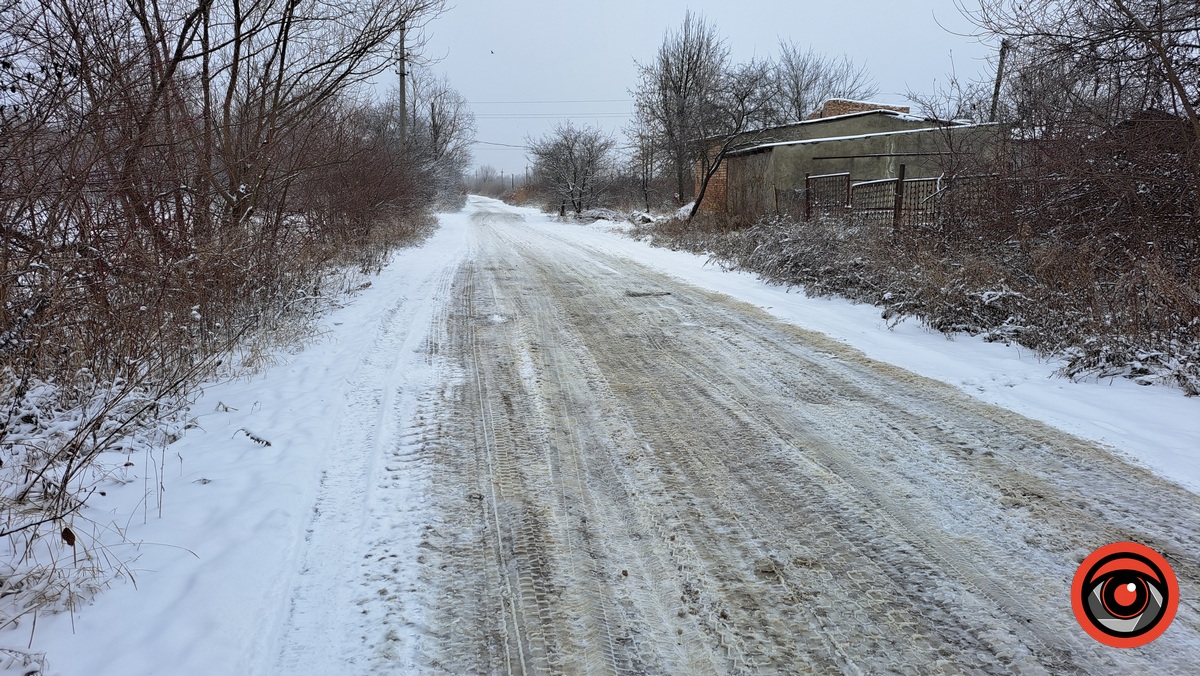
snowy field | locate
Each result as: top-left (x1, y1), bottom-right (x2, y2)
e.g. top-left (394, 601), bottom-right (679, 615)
top-left (5, 196), bottom-right (1197, 674)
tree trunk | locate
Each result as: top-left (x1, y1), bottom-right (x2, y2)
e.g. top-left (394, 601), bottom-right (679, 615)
top-left (688, 150), bottom-right (725, 223)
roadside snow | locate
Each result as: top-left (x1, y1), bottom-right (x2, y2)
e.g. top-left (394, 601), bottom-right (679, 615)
top-left (1, 211), bottom-right (469, 675)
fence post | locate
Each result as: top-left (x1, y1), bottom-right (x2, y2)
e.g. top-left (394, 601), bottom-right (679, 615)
top-left (892, 163), bottom-right (906, 232)
top-left (804, 172), bottom-right (811, 221)
top-left (774, 185), bottom-right (780, 215)
top-left (844, 174), bottom-right (851, 210)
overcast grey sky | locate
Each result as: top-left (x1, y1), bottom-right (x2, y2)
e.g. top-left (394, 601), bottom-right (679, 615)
top-left (411, 1), bottom-right (996, 175)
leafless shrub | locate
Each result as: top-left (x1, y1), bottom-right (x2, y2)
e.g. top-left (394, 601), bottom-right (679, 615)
top-left (526, 122), bottom-right (617, 215)
top-left (631, 204), bottom-right (1200, 395)
top-left (0, 648), bottom-right (45, 674)
top-left (2, 0), bottom-right (451, 623)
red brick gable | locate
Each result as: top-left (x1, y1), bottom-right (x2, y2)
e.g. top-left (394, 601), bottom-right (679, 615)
top-left (807, 99), bottom-right (910, 120)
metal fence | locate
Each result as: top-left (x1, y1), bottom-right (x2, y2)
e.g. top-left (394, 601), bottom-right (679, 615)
top-left (803, 172), bottom-right (851, 221)
top-left (847, 178), bottom-right (896, 224)
top-left (775, 186), bottom-right (806, 220)
top-left (794, 165), bottom-right (1000, 231)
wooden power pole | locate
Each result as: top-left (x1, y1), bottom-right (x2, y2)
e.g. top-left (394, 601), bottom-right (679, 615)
top-left (990, 39), bottom-right (1011, 123)
top-left (398, 22), bottom-right (408, 145)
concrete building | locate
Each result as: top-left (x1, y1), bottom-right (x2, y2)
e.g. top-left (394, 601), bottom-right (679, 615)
top-left (695, 100), bottom-right (1005, 220)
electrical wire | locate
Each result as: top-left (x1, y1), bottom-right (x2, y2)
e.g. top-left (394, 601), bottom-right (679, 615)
top-left (474, 113), bottom-right (631, 120)
top-left (469, 98), bottom-right (632, 105)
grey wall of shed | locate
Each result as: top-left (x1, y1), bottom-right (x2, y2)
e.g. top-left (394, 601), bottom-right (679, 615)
top-left (713, 113), bottom-right (950, 215)
top-left (725, 125), bottom-right (1006, 220)
top-left (726, 152), bottom-right (773, 219)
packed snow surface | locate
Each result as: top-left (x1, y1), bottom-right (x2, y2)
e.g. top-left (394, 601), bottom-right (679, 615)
top-left (6, 196), bottom-right (1197, 674)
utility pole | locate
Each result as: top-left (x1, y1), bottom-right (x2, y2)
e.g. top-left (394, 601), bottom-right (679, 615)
top-left (990, 39), bottom-right (1011, 123)
top-left (398, 22), bottom-right (407, 146)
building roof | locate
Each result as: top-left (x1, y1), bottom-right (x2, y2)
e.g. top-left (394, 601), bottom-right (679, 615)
top-left (740, 108), bottom-right (929, 138)
top-left (727, 121), bottom-right (999, 158)
top-left (715, 108), bottom-right (964, 151)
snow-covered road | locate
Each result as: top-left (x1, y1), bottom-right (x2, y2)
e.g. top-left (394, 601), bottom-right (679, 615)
top-left (19, 197), bottom-right (1200, 673)
top-left (390, 199), bottom-right (1200, 673)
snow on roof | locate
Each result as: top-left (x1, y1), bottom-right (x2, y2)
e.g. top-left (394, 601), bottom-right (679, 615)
top-left (749, 108), bottom-right (917, 134)
top-left (715, 108), bottom-right (951, 146)
top-left (728, 122), bottom-right (1000, 156)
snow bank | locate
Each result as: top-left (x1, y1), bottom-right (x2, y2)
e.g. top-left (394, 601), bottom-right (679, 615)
top-left (0, 207), bottom-right (471, 675)
top-left (550, 206), bottom-right (1200, 494)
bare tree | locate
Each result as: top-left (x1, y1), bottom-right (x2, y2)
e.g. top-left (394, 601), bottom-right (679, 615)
top-left (773, 41), bottom-right (878, 122)
top-left (406, 68), bottom-right (475, 203)
top-left (0, 0), bottom-right (453, 613)
top-left (958, 0), bottom-right (1200, 226)
top-left (906, 75), bottom-right (991, 124)
top-left (193, 0), bottom-right (448, 229)
top-left (632, 11), bottom-right (729, 205)
top-left (962, 0), bottom-right (1200, 136)
top-left (625, 121), bottom-right (665, 212)
top-left (527, 122), bottom-right (616, 214)
top-left (632, 15), bottom-right (883, 216)
top-left (687, 58), bottom-right (781, 222)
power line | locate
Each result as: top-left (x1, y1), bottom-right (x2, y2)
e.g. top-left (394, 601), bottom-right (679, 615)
top-left (470, 98), bottom-right (632, 105)
top-left (474, 113), bottom-right (632, 120)
top-left (472, 140), bottom-right (526, 148)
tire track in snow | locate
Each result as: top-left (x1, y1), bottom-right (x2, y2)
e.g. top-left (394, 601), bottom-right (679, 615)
top-left (266, 262), bottom-right (457, 675)
top-left (411, 202), bottom-right (1200, 673)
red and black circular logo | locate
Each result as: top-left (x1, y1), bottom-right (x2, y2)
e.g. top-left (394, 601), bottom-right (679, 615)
top-left (1071, 542), bottom-right (1178, 648)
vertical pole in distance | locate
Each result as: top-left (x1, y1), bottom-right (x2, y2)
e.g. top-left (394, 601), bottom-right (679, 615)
top-left (804, 172), bottom-right (811, 221)
top-left (990, 39), bottom-right (1011, 123)
top-left (892, 163), bottom-right (907, 233)
top-left (398, 22), bottom-right (407, 146)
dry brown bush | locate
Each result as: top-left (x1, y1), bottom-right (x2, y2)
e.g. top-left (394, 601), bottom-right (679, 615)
top-left (633, 204), bottom-right (1200, 396)
top-left (1, 0), bottom-right (448, 625)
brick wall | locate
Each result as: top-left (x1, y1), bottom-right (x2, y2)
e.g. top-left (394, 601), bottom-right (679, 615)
top-left (807, 99), bottom-right (910, 120)
top-left (695, 159), bottom-right (728, 212)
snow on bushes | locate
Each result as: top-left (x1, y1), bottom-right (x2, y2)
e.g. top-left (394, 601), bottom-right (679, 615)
top-left (629, 213), bottom-right (1200, 396)
top-left (0, 369), bottom-right (192, 631)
